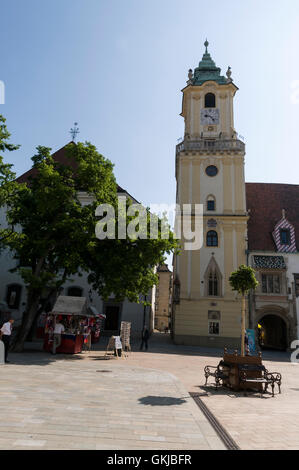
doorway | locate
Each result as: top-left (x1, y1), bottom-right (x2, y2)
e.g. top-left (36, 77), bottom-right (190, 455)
top-left (104, 305), bottom-right (121, 331)
top-left (258, 314), bottom-right (287, 351)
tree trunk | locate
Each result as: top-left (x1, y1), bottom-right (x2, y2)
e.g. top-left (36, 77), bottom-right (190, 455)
top-left (11, 292), bottom-right (41, 352)
top-left (241, 294), bottom-right (246, 356)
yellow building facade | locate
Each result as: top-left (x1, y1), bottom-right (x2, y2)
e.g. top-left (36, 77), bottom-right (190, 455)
top-left (173, 41), bottom-right (248, 348)
top-left (154, 264), bottom-right (172, 331)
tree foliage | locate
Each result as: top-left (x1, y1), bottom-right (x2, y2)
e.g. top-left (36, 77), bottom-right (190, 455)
top-left (86, 208), bottom-right (177, 303)
top-left (229, 264), bottom-right (258, 295)
top-left (2, 141), bottom-right (178, 350)
top-left (0, 114), bottom-right (20, 245)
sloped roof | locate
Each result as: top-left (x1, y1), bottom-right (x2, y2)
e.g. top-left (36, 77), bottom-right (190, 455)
top-left (157, 264), bottom-right (171, 273)
top-left (246, 183), bottom-right (299, 251)
top-left (16, 142), bottom-right (135, 199)
top-left (253, 255), bottom-right (286, 269)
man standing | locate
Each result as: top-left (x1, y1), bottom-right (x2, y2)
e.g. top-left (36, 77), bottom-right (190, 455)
top-left (0, 318), bottom-right (14, 363)
top-left (52, 318), bottom-right (65, 354)
top-left (140, 326), bottom-right (150, 351)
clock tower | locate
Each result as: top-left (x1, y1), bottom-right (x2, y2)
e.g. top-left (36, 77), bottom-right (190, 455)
top-left (173, 41), bottom-right (248, 348)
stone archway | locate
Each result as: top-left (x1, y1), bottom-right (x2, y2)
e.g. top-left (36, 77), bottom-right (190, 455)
top-left (257, 313), bottom-right (288, 351)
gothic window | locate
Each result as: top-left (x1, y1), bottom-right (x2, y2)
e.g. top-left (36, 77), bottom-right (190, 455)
top-left (208, 272), bottom-right (218, 296)
top-left (207, 195), bottom-right (216, 211)
top-left (5, 284), bottom-right (22, 309)
top-left (67, 286), bottom-right (83, 297)
top-left (204, 258), bottom-right (222, 297)
top-left (207, 230), bottom-right (218, 247)
top-left (205, 93), bottom-right (216, 108)
top-left (261, 274), bottom-right (281, 294)
top-left (280, 229), bottom-right (290, 245)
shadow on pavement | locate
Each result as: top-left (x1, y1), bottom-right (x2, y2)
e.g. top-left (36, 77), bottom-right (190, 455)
top-left (138, 395), bottom-right (187, 406)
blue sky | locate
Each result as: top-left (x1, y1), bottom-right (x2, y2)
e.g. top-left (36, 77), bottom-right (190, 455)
top-left (1, 0), bottom-right (299, 211)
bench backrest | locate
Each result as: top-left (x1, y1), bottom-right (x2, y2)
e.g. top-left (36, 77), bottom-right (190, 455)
top-left (238, 364), bottom-right (266, 372)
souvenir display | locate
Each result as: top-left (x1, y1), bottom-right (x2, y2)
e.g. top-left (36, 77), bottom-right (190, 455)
top-left (43, 296), bottom-right (103, 354)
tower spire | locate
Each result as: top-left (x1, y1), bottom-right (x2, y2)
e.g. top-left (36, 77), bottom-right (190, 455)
top-left (204, 39), bottom-right (209, 54)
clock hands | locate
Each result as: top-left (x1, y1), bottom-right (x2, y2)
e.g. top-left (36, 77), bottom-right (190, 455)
top-left (204, 113), bottom-right (215, 122)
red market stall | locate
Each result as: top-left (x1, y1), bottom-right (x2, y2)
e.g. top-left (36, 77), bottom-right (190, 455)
top-left (43, 296), bottom-right (104, 354)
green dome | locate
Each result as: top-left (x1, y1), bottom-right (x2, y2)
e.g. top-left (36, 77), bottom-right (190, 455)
top-left (192, 40), bottom-right (227, 85)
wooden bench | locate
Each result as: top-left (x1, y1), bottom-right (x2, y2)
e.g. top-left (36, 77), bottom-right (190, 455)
top-left (238, 364), bottom-right (282, 397)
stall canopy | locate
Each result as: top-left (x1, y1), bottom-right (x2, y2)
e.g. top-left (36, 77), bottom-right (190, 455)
top-left (51, 296), bottom-right (105, 318)
top-left (51, 296), bottom-right (88, 316)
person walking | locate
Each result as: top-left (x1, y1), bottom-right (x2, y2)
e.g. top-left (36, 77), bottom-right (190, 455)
top-left (52, 318), bottom-right (65, 354)
top-left (0, 318), bottom-right (14, 363)
top-left (140, 326), bottom-right (150, 351)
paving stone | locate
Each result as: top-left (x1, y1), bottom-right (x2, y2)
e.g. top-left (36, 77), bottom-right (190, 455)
top-left (0, 346), bottom-right (222, 450)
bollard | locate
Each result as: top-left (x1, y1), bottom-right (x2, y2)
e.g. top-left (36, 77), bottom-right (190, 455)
top-left (0, 340), bottom-right (5, 365)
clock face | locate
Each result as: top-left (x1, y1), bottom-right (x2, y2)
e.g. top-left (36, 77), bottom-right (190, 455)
top-left (200, 108), bottom-right (220, 125)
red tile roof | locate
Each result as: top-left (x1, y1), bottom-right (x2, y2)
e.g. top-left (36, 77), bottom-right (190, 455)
top-left (246, 183), bottom-right (299, 251)
top-left (16, 142), bottom-right (130, 196)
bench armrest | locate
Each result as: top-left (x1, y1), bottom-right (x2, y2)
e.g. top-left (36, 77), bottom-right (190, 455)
top-left (204, 365), bottom-right (218, 373)
top-left (265, 372), bottom-right (282, 382)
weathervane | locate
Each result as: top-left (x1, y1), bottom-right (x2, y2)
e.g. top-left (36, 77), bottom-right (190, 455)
top-left (70, 122), bottom-right (80, 142)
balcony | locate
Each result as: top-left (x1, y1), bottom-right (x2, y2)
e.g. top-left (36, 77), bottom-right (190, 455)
top-left (176, 138), bottom-right (245, 155)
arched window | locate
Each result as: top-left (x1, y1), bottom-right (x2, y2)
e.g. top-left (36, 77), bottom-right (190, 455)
top-left (6, 284), bottom-right (22, 309)
top-left (204, 257), bottom-right (222, 297)
top-left (205, 93), bottom-right (216, 108)
top-left (67, 286), bottom-right (83, 297)
top-left (207, 230), bottom-right (218, 247)
top-left (207, 195), bottom-right (216, 211)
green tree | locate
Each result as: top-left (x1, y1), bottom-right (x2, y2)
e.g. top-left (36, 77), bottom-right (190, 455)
top-left (4, 142), bottom-right (178, 351)
top-left (6, 142), bottom-right (117, 351)
top-left (86, 208), bottom-right (178, 303)
top-left (229, 264), bottom-right (258, 356)
top-left (0, 114), bottom-right (20, 245)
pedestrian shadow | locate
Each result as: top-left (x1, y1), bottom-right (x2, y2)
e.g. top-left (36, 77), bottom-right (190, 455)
top-left (138, 396), bottom-right (187, 406)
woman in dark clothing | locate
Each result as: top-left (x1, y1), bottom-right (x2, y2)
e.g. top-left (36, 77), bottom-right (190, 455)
top-left (140, 326), bottom-right (150, 351)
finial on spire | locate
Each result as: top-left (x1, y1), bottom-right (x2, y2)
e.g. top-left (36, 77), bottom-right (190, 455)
top-left (204, 39), bottom-right (209, 53)
top-left (70, 122), bottom-right (80, 142)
